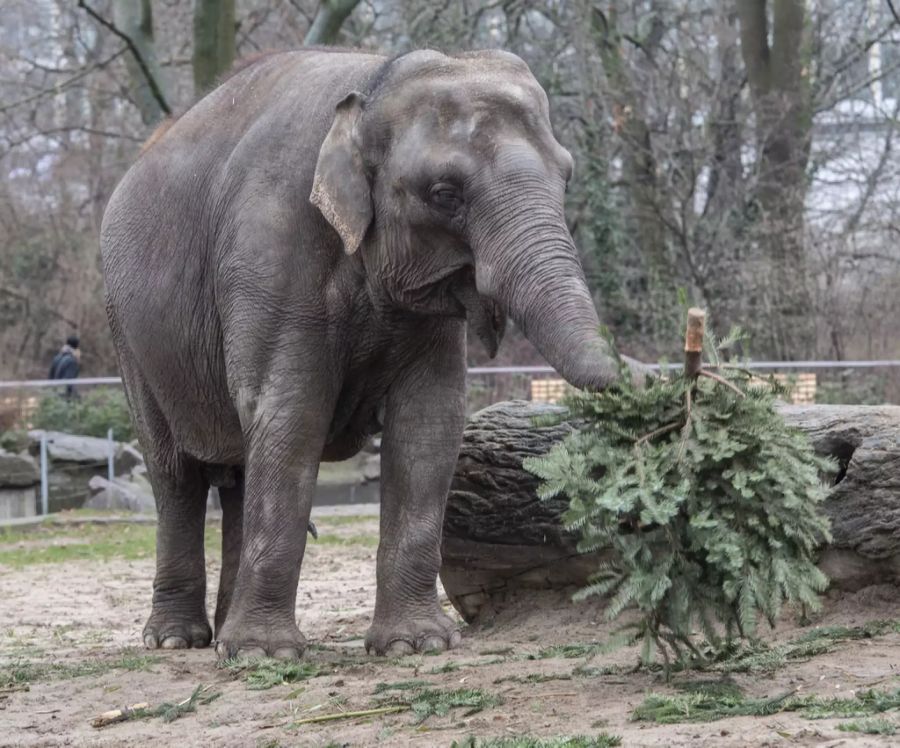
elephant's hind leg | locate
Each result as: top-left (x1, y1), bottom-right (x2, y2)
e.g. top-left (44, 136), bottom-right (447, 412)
top-left (142, 453), bottom-right (212, 649)
top-left (214, 473), bottom-right (244, 637)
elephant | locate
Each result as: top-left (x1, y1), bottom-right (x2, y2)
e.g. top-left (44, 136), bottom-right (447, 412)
top-left (100, 46), bottom-right (647, 660)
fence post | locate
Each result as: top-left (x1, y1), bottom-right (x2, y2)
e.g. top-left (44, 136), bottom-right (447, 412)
top-left (107, 427), bottom-right (115, 481)
top-left (40, 432), bottom-right (48, 515)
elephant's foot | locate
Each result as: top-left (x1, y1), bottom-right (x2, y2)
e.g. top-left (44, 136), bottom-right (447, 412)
top-left (214, 614), bottom-right (306, 661)
top-left (365, 607), bottom-right (461, 656)
top-left (143, 608), bottom-right (212, 650)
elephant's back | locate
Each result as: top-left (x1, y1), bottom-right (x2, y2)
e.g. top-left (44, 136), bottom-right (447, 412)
top-left (102, 48), bottom-right (384, 288)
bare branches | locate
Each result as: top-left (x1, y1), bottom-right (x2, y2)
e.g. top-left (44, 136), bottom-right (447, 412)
top-left (0, 48), bottom-right (127, 115)
top-left (76, 0), bottom-right (171, 116)
top-left (887, 0), bottom-right (900, 27)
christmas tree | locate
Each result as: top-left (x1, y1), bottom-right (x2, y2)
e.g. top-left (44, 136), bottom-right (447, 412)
top-left (524, 309), bottom-right (833, 669)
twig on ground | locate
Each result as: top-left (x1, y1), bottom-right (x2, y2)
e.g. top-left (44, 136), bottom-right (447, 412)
top-left (290, 704), bottom-right (407, 726)
top-left (90, 702), bottom-right (150, 728)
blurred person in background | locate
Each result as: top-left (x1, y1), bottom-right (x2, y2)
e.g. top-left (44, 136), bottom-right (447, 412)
top-left (48, 335), bottom-right (81, 398)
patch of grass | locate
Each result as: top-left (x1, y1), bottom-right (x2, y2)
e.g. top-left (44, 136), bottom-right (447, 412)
top-left (837, 718), bottom-right (897, 735)
top-left (452, 735), bottom-right (622, 748)
top-left (632, 687), bottom-right (900, 724)
top-left (478, 646), bottom-right (515, 656)
top-left (674, 679), bottom-right (744, 700)
top-left (572, 664), bottom-right (625, 678)
top-left (494, 673), bottom-right (573, 685)
top-left (311, 533), bottom-right (379, 548)
top-left (0, 524), bottom-right (157, 566)
top-left (378, 687), bottom-right (502, 724)
top-left (373, 679), bottom-right (430, 694)
top-left (313, 514), bottom-right (376, 527)
top-left (1, 649), bottom-right (160, 685)
top-left (0, 523), bottom-right (225, 568)
top-left (712, 620), bottom-right (900, 674)
top-left (531, 643), bottom-right (603, 660)
top-left (428, 660), bottom-right (461, 674)
top-left (220, 658), bottom-right (321, 690)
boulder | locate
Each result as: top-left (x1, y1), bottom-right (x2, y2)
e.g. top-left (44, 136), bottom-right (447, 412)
top-left (85, 475), bottom-right (156, 513)
top-left (114, 443), bottom-right (144, 476)
top-left (362, 453), bottom-right (381, 482)
top-left (0, 449), bottom-right (39, 488)
top-left (28, 430), bottom-right (110, 464)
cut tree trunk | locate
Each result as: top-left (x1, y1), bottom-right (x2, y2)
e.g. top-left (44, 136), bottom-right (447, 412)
top-left (440, 400), bottom-right (900, 621)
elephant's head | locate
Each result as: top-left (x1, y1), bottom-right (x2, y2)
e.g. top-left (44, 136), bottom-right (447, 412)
top-left (310, 49), bottom-right (643, 387)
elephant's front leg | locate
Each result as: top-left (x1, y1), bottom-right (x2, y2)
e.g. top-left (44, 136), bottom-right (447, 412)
top-left (215, 393), bottom-right (328, 660)
top-left (366, 327), bottom-right (466, 656)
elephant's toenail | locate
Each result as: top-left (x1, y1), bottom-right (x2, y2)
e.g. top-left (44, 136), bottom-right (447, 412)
top-left (143, 634), bottom-right (158, 649)
top-left (385, 640), bottom-right (415, 657)
top-left (215, 642), bottom-right (228, 659)
top-left (421, 636), bottom-right (445, 653)
top-left (272, 647), bottom-right (300, 661)
top-left (449, 630), bottom-right (462, 648)
top-left (236, 647), bottom-right (267, 660)
top-left (161, 636), bottom-right (188, 649)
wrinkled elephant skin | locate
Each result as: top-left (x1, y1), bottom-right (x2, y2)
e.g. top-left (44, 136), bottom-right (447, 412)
top-left (101, 48), bottom-right (641, 659)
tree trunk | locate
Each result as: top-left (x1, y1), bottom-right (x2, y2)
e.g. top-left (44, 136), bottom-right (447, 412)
top-left (303, 0), bottom-right (362, 46)
top-left (192, 0), bottom-right (236, 97)
top-left (441, 401), bottom-right (900, 621)
top-left (737, 0), bottom-right (815, 358)
top-left (111, 0), bottom-right (166, 125)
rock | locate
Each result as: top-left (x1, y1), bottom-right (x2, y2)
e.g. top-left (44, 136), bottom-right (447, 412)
top-left (440, 401), bottom-right (900, 622)
top-left (362, 454), bottom-right (380, 482)
top-left (0, 487), bottom-right (37, 520)
top-left (0, 449), bottom-right (39, 488)
top-left (85, 475), bottom-right (156, 513)
top-left (114, 443), bottom-right (144, 476)
top-left (27, 430), bottom-right (111, 464)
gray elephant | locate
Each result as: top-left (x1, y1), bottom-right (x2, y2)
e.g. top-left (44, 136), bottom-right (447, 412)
top-left (101, 47), bottom-right (646, 660)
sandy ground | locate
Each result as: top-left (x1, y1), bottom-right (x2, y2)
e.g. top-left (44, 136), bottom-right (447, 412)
top-left (1, 512), bottom-right (899, 747)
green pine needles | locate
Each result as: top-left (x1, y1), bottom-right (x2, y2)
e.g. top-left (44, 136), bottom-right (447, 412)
top-left (523, 326), bottom-right (834, 669)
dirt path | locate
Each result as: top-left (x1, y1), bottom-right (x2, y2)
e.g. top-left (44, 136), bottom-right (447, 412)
top-left (1, 514), bottom-right (898, 747)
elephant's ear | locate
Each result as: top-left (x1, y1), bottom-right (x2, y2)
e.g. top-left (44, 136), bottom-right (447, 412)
top-left (310, 92), bottom-right (372, 255)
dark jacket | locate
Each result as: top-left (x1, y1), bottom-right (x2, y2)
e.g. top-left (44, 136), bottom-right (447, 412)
top-left (48, 345), bottom-right (80, 396)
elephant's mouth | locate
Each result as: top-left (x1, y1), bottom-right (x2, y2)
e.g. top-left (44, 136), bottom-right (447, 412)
top-left (385, 267), bottom-right (505, 358)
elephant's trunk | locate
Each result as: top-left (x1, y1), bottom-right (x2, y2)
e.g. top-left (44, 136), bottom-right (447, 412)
top-left (471, 194), bottom-right (623, 391)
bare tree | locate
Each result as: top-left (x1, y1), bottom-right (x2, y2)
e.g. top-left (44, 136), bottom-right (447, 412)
top-left (193, 0), bottom-right (235, 96)
top-left (304, 0), bottom-right (363, 45)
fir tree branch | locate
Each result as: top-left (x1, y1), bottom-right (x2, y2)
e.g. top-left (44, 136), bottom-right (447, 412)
top-left (698, 370), bottom-right (747, 398)
top-left (635, 421), bottom-right (682, 446)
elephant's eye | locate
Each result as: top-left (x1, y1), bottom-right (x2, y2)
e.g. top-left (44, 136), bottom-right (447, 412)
top-left (429, 183), bottom-right (462, 213)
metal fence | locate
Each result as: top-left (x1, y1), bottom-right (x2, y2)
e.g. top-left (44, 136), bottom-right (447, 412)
top-left (2, 362), bottom-right (900, 427)
top-left (0, 362), bottom-right (898, 523)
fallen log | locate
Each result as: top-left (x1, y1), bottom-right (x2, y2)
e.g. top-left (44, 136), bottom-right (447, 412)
top-left (440, 400), bottom-right (900, 621)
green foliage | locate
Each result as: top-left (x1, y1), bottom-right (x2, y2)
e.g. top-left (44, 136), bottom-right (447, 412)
top-left (372, 679), bottom-right (430, 694)
top-left (712, 620), bottom-right (900, 674)
top-left (133, 684), bottom-right (221, 723)
top-left (837, 718), bottom-right (897, 735)
top-left (220, 658), bottom-right (320, 690)
top-left (632, 687), bottom-right (900, 724)
top-left (378, 687), bottom-right (501, 724)
top-left (531, 643), bottom-right (604, 660)
top-left (452, 734), bottom-right (622, 748)
top-left (32, 388), bottom-right (134, 441)
top-left (1, 649), bottom-right (159, 685)
top-left (524, 330), bottom-right (833, 668)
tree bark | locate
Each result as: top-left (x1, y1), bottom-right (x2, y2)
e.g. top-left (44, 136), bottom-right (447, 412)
top-left (192, 0), bottom-right (236, 96)
top-left (303, 0), bottom-right (362, 46)
top-left (109, 0), bottom-right (168, 125)
top-left (441, 401), bottom-right (900, 621)
top-left (737, 0), bottom-right (815, 359)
